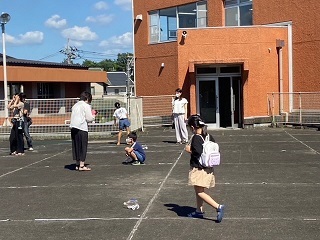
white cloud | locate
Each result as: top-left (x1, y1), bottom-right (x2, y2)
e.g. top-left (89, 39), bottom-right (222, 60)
top-left (114, 0), bottom-right (132, 11)
top-left (94, 1), bottom-right (109, 10)
top-left (61, 26), bottom-right (98, 41)
top-left (68, 40), bottom-right (83, 48)
top-left (6, 31), bottom-right (44, 45)
top-left (85, 14), bottom-right (114, 24)
top-left (99, 32), bottom-right (132, 49)
top-left (45, 15), bottom-right (67, 29)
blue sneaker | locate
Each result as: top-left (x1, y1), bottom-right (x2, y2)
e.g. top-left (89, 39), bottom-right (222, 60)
top-left (187, 211), bottom-right (205, 218)
top-left (216, 205), bottom-right (225, 223)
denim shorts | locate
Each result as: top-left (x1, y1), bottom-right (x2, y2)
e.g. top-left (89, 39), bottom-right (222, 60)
top-left (119, 118), bottom-right (130, 130)
top-left (135, 151), bottom-right (145, 163)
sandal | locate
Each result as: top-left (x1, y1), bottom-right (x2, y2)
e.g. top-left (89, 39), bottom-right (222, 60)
top-left (79, 165), bottom-right (91, 171)
top-left (75, 165), bottom-right (80, 171)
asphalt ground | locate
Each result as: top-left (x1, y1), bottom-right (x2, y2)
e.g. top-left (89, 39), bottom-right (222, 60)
top-left (0, 127), bottom-right (319, 240)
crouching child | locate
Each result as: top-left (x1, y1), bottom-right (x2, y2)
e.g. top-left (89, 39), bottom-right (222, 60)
top-left (123, 132), bottom-right (146, 165)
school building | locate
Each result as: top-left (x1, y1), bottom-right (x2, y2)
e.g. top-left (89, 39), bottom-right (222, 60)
top-left (133, 0), bottom-right (319, 128)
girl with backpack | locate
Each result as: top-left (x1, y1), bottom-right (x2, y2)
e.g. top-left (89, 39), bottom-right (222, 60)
top-left (185, 114), bottom-right (225, 222)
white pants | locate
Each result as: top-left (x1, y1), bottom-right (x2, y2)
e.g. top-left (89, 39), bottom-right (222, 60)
top-left (173, 113), bottom-right (188, 143)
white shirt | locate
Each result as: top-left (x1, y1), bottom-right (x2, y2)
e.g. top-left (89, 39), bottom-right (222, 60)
top-left (113, 107), bottom-right (128, 119)
top-left (70, 100), bottom-right (95, 132)
top-left (172, 98), bottom-right (188, 114)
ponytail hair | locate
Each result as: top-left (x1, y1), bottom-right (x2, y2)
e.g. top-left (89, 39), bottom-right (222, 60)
top-left (114, 102), bottom-right (121, 109)
top-left (187, 114), bottom-right (208, 138)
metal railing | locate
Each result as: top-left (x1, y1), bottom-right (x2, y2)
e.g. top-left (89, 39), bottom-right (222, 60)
top-left (267, 92), bottom-right (320, 125)
top-left (0, 96), bottom-right (143, 134)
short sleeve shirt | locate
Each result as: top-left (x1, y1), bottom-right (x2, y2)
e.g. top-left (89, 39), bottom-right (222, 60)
top-left (172, 98), bottom-right (188, 114)
top-left (113, 107), bottom-right (128, 119)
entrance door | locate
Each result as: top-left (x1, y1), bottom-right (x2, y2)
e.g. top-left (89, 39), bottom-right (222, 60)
top-left (218, 77), bottom-right (241, 128)
top-left (197, 78), bottom-right (219, 128)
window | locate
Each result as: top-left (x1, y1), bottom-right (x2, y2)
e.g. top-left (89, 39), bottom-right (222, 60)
top-left (220, 66), bottom-right (241, 74)
top-left (225, 0), bottom-right (252, 26)
top-left (197, 67), bottom-right (217, 74)
top-left (149, 11), bottom-right (159, 43)
top-left (37, 83), bottom-right (54, 99)
top-left (178, 4), bottom-right (197, 28)
top-left (160, 7), bottom-right (177, 42)
top-left (149, 1), bottom-right (207, 43)
top-left (197, 1), bottom-right (208, 28)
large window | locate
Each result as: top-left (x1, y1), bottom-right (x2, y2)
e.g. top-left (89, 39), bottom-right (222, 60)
top-left (225, 0), bottom-right (252, 26)
top-left (149, 1), bottom-right (207, 43)
top-left (37, 83), bottom-right (54, 99)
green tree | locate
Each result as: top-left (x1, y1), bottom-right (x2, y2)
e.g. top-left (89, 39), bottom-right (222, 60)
top-left (82, 52), bottom-right (133, 72)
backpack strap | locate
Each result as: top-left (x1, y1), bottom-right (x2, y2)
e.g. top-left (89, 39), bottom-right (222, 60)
top-left (199, 134), bottom-right (209, 143)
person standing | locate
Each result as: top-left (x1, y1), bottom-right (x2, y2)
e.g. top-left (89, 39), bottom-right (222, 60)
top-left (113, 102), bottom-right (130, 145)
top-left (185, 114), bottom-right (225, 222)
top-left (70, 91), bottom-right (95, 171)
top-left (8, 93), bottom-right (25, 155)
top-left (172, 88), bottom-right (188, 144)
top-left (21, 93), bottom-right (33, 151)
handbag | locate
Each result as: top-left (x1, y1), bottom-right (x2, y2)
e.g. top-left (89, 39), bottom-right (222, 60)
top-left (11, 118), bottom-right (17, 124)
top-left (27, 116), bottom-right (32, 125)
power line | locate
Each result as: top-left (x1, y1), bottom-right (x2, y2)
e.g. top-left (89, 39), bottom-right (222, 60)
top-left (38, 51), bottom-right (62, 61)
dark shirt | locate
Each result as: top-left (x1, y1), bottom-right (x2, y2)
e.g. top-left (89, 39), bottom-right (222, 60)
top-left (190, 134), bottom-right (215, 169)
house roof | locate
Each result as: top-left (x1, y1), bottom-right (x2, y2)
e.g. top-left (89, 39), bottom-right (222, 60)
top-left (0, 54), bottom-right (88, 69)
top-left (107, 72), bottom-right (133, 87)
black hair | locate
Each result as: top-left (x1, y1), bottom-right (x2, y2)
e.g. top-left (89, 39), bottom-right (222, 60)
top-left (127, 131), bottom-right (137, 142)
top-left (187, 114), bottom-right (208, 138)
top-left (174, 88), bottom-right (183, 100)
top-left (79, 91), bottom-right (92, 103)
top-left (20, 92), bottom-right (26, 101)
top-left (17, 92), bottom-right (24, 101)
top-left (114, 102), bottom-right (121, 109)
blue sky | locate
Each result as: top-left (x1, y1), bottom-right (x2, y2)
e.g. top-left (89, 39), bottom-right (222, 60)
top-left (0, 0), bottom-right (133, 63)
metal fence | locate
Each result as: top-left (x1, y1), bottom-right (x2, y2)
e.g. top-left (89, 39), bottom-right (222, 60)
top-left (0, 96), bottom-right (143, 135)
top-left (267, 92), bottom-right (320, 125)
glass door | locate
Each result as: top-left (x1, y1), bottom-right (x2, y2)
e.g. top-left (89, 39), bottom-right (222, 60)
top-left (197, 78), bottom-right (219, 128)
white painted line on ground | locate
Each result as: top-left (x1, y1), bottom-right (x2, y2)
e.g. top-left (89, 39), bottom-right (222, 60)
top-left (285, 131), bottom-right (320, 155)
top-left (0, 148), bottom-right (70, 179)
top-left (35, 217), bottom-right (141, 221)
top-left (0, 181), bottom-right (318, 190)
top-left (0, 216), bottom-right (318, 223)
top-left (126, 149), bottom-right (185, 240)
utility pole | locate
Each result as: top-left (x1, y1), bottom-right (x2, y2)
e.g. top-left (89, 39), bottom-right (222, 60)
top-left (126, 55), bottom-right (134, 98)
top-left (60, 38), bottom-right (79, 64)
top-left (126, 55), bottom-right (134, 114)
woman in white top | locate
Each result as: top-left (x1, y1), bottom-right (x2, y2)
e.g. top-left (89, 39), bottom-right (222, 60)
top-left (172, 88), bottom-right (188, 144)
top-left (70, 91), bottom-right (95, 171)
